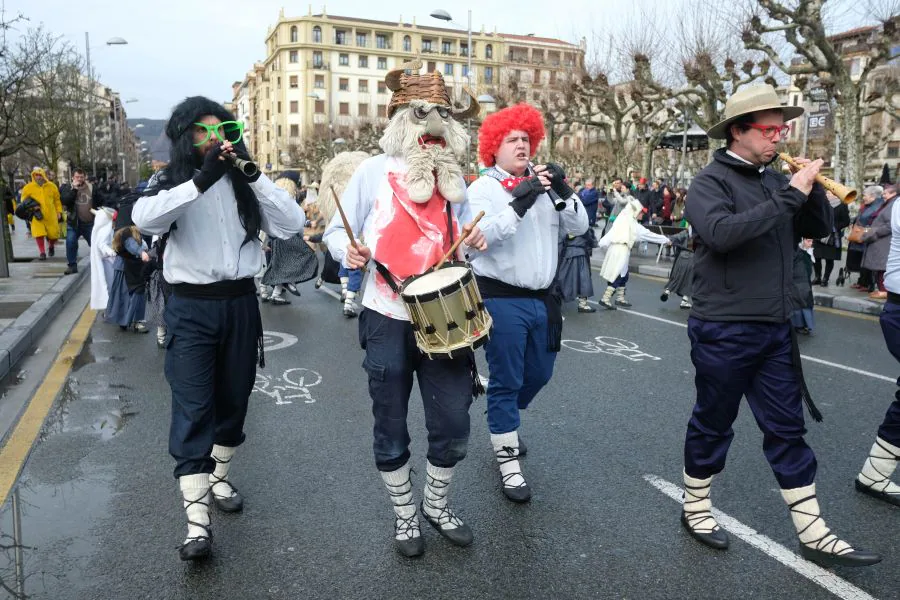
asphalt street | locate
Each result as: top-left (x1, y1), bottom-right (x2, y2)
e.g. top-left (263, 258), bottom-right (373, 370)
top-left (0, 270), bottom-right (897, 600)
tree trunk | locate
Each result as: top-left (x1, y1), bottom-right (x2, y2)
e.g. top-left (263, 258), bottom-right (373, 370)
top-left (641, 145), bottom-right (654, 183)
top-left (839, 95), bottom-right (864, 192)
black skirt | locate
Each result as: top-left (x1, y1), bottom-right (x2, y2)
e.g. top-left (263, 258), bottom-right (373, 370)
top-left (812, 240), bottom-right (842, 261)
top-left (845, 248), bottom-right (863, 272)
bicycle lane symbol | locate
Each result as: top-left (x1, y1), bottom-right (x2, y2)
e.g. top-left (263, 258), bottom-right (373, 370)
top-left (561, 336), bottom-right (662, 362)
top-left (253, 368), bottom-right (323, 406)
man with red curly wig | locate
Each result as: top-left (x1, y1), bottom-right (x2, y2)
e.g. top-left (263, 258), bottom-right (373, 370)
top-left (468, 103), bottom-right (588, 503)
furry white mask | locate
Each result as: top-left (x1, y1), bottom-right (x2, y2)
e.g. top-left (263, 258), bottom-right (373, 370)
top-left (379, 100), bottom-right (470, 204)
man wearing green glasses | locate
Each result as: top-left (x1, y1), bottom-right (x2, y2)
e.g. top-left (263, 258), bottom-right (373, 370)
top-left (132, 96), bottom-right (305, 562)
top-left (677, 84), bottom-right (880, 568)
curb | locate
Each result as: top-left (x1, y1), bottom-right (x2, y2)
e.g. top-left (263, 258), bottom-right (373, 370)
top-left (611, 260), bottom-right (884, 317)
top-left (0, 256), bottom-right (90, 383)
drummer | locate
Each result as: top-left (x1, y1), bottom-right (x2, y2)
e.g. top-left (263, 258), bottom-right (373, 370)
top-left (468, 103), bottom-right (588, 503)
top-left (324, 61), bottom-right (486, 558)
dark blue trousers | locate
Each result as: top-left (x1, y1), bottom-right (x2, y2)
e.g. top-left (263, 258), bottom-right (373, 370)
top-left (65, 220), bottom-right (92, 266)
top-left (165, 292), bottom-right (262, 478)
top-left (878, 302), bottom-right (900, 446)
top-left (684, 318), bottom-right (817, 489)
top-left (611, 272), bottom-right (629, 288)
top-left (483, 297), bottom-right (557, 434)
top-left (359, 308), bottom-right (473, 472)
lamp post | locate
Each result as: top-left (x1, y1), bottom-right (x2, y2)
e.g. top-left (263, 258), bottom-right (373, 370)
top-left (431, 9), bottom-right (475, 177)
top-left (84, 34), bottom-right (128, 178)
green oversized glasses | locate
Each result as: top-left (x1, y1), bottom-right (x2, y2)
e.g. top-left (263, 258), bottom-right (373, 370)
top-left (192, 121), bottom-right (244, 146)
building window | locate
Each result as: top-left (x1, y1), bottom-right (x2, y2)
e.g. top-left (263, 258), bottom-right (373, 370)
top-left (486, 44), bottom-right (493, 59)
top-left (422, 39), bottom-right (432, 52)
top-left (289, 50), bottom-right (298, 63)
top-left (359, 79), bottom-right (369, 92)
top-left (460, 43), bottom-right (468, 57)
top-left (290, 124), bottom-right (299, 137)
top-left (277, 101), bottom-right (282, 113)
top-left (290, 26), bottom-right (298, 43)
top-left (484, 66), bottom-right (493, 84)
top-left (314, 74), bottom-right (325, 88)
top-left (359, 103), bottom-right (369, 117)
top-left (377, 81), bottom-right (387, 94)
top-left (335, 30), bottom-right (347, 45)
top-left (444, 63), bottom-right (453, 76)
top-left (462, 65), bottom-right (470, 78)
top-left (315, 100), bottom-right (325, 113)
top-left (289, 75), bottom-right (298, 88)
top-left (403, 35), bottom-right (412, 52)
top-left (442, 41), bottom-right (453, 54)
top-left (850, 57), bottom-right (861, 77)
top-left (378, 104), bottom-right (387, 117)
top-left (428, 61), bottom-right (437, 72)
top-left (339, 102), bottom-right (349, 116)
top-left (266, 131), bottom-right (270, 142)
top-left (339, 53), bottom-right (349, 66)
top-left (312, 26), bottom-right (322, 43)
top-left (290, 100), bottom-right (298, 113)
top-left (266, 109), bottom-right (270, 120)
top-left (376, 34), bottom-right (389, 49)
top-left (377, 57), bottom-right (387, 70)
top-left (339, 78), bottom-right (349, 91)
top-left (888, 142), bottom-right (899, 159)
top-left (534, 69), bottom-right (541, 83)
top-left (276, 76), bottom-right (281, 89)
top-left (357, 33), bottom-right (367, 47)
top-left (277, 125), bottom-right (282, 138)
top-left (313, 51), bottom-right (323, 68)
top-left (359, 55), bottom-right (369, 68)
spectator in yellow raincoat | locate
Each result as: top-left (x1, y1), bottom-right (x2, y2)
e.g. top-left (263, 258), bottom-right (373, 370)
top-left (20, 167), bottom-right (62, 259)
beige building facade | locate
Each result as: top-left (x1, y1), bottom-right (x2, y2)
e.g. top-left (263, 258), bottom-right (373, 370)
top-left (234, 7), bottom-right (585, 174)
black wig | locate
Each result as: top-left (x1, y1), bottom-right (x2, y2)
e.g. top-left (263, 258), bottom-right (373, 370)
top-left (163, 96), bottom-right (261, 244)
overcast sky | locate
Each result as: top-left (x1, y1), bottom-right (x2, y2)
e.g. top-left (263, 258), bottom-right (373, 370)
top-left (6, 0), bottom-right (876, 120)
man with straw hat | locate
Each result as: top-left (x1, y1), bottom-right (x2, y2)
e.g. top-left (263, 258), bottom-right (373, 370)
top-left (678, 84), bottom-right (881, 567)
top-left (324, 60), bottom-right (486, 558)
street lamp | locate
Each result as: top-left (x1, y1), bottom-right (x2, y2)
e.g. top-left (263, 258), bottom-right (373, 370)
top-left (84, 34), bottom-right (129, 178)
top-left (431, 8), bottom-right (475, 176)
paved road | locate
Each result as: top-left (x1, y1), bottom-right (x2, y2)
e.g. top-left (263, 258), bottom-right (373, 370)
top-left (0, 272), bottom-right (897, 600)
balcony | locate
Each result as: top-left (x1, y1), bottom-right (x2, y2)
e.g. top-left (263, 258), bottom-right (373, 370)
top-left (308, 61), bottom-right (330, 70)
top-left (421, 47), bottom-right (436, 54)
top-left (376, 40), bottom-right (392, 50)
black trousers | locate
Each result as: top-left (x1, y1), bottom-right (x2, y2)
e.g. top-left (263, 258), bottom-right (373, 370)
top-left (165, 291), bottom-right (262, 478)
top-left (359, 308), bottom-right (474, 472)
top-left (813, 258), bottom-right (835, 282)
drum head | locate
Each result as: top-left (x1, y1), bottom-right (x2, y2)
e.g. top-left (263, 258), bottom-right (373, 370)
top-left (402, 265), bottom-right (469, 296)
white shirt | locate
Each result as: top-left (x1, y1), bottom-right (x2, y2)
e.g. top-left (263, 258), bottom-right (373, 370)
top-left (467, 166), bottom-right (589, 290)
top-left (323, 154), bottom-right (474, 321)
top-left (884, 199), bottom-right (900, 294)
top-left (726, 149), bottom-right (766, 173)
top-left (132, 174), bottom-right (305, 285)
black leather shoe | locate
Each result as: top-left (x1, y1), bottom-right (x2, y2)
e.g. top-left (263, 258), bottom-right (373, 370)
top-left (799, 544), bottom-right (882, 568)
top-left (855, 478), bottom-right (900, 507)
top-left (64, 264), bottom-right (77, 275)
top-left (502, 483), bottom-right (532, 503)
top-left (179, 537), bottom-right (211, 561)
top-left (599, 298), bottom-right (617, 311)
top-left (213, 491), bottom-right (244, 513)
top-left (518, 435), bottom-right (527, 457)
top-left (680, 512), bottom-right (729, 550)
top-left (420, 501), bottom-right (474, 547)
top-left (396, 536), bottom-right (425, 558)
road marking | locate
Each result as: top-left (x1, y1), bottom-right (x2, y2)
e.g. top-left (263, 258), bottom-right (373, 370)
top-left (814, 306), bottom-right (879, 322)
top-left (262, 331), bottom-right (298, 352)
top-left (318, 286), bottom-right (342, 301)
top-left (643, 474), bottom-right (878, 600)
top-left (562, 336), bottom-right (661, 361)
top-left (0, 306), bottom-right (97, 507)
top-left (588, 301), bottom-right (896, 383)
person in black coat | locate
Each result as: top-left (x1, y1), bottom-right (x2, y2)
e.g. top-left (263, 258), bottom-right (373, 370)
top-left (812, 191), bottom-right (851, 286)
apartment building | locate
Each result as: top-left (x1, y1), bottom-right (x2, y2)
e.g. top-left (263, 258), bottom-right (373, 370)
top-left (785, 21), bottom-right (899, 181)
top-left (234, 7), bottom-right (585, 173)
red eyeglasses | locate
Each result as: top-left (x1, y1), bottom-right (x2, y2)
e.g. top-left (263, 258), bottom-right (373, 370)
top-left (745, 123), bottom-right (791, 140)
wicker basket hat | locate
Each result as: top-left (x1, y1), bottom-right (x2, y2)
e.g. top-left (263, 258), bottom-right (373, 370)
top-left (385, 59), bottom-right (479, 120)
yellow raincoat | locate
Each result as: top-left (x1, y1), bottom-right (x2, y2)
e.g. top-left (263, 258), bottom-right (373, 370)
top-left (20, 168), bottom-right (62, 240)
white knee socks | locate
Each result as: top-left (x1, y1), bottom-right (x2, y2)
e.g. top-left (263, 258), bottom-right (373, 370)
top-left (381, 463), bottom-right (420, 541)
top-left (179, 474), bottom-right (211, 543)
top-left (682, 471), bottom-right (722, 534)
top-left (422, 461), bottom-right (463, 530)
top-left (857, 436), bottom-right (900, 495)
top-left (210, 445), bottom-right (238, 500)
top-left (782, 484), bottom-right (852, 556)
top-left (491, 432), bottom-right (526, 489)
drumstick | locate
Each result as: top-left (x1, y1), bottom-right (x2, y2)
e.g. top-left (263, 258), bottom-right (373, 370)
top-left (435, 211), bottom-right (485, 270)
top-left (330, 185), bottom-right (367, 273)
top-left (330, 185), bottom-right (358, 250)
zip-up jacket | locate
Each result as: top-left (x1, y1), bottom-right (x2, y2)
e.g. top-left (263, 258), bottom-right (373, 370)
top-left (685, 148), bottom-right (832, 323)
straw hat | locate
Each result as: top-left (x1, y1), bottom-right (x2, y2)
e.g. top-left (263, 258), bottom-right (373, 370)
top-left (385, 59), bottom-right (479, 120)
top-left (707, 85), bottom-right (804, 140)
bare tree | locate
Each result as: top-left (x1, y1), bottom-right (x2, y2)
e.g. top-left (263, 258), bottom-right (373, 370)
top-left (741, 0), bottom-right (899, 188)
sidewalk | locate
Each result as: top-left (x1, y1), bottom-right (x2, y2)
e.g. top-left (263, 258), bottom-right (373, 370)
top-left (0, 224), bottom-right (90, 382)
top-left (590, 239), bottom-right (884, 317)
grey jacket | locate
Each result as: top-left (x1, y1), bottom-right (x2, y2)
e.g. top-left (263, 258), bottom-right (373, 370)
top-left (861, 198), bottom-right (895, 272)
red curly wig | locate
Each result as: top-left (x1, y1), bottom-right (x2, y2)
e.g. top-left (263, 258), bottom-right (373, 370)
top-left (478, 103), bottom-right (545, 168)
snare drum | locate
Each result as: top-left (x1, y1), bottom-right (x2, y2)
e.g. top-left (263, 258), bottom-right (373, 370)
top-left (399, 262), bottom-right (492, 358)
